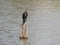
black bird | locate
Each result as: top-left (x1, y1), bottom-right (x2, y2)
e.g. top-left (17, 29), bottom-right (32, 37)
top-left (22, 10), bottom-right (28, 25)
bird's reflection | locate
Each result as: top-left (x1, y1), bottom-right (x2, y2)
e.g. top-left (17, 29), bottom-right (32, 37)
top-left (20, 39), bottom-right (28, 45)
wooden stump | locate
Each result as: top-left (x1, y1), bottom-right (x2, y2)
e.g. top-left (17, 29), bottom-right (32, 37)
top-left (20, 22), bottom-right (28, 39)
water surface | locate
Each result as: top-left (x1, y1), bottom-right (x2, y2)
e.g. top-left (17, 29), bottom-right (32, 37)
top-left (0, 0), bottom-right (60, 45)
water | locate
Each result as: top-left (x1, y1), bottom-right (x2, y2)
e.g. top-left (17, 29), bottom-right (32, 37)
top-left (0, 0), bottom-right (60, 45)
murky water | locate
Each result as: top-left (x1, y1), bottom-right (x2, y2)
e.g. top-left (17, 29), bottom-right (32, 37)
top-left (0, 0), bottom-right (60, 45)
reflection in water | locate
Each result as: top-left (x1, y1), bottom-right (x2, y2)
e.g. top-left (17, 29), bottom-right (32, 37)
top-left (20, 39), bottom-right (28, 45)
top-left (0, 0), bottom-right (60, 45)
